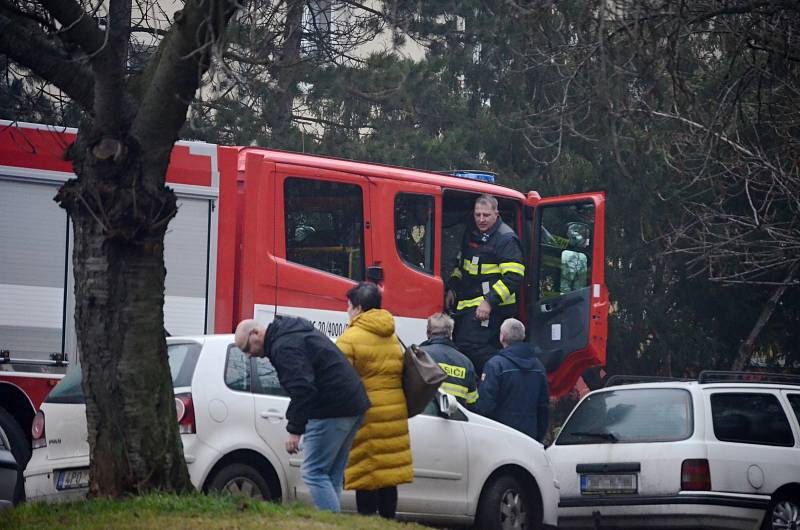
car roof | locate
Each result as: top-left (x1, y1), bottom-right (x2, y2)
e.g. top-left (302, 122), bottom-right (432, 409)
top-left (599, 380), bottom-right (800, 393)
top-left (167, 334), bottom-right (233, 344)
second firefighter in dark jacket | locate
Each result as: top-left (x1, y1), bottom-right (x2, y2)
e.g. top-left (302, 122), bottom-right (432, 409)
top-left (418, 313), bottom-right (479, 406)
top-left (446, 194), bottom-right (525, 375)
top-left (474, 318), bottom-right (550, 442)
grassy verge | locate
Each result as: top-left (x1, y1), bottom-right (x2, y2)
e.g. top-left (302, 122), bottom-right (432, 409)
top-left (0, 493), bottom-right (428, 530)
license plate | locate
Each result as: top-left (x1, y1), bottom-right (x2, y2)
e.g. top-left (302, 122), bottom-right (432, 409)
top-left (57, 468), bottom-right (90, 490)
top-left (580, 473), bottom-right (637, 494)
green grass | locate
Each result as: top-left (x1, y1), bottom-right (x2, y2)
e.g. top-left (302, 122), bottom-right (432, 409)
top-left (1, 493), bottom-right (428, 530)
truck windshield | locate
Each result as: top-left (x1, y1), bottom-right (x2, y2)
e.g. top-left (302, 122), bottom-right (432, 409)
top-left (45, 342), bottom-right (202, 404)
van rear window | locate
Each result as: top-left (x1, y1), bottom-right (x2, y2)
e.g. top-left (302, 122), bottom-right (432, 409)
top-left (556, 388), bottom-right (693, 445)
top-left (46, 342), bottom-right (201, 404)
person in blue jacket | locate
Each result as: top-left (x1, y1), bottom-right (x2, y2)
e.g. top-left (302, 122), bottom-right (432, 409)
top-left (473, 318), bottom-right (550, 442)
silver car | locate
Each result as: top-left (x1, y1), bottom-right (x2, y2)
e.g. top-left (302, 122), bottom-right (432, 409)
top-left (547, 372), bottom-right (800, 530)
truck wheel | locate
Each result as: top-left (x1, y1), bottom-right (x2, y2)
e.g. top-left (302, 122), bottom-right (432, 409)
top-left (761, 492), bottom-right (800, 530)
top-left (206, 463), bottom-right (272, 501)
top-left (475, 474), bottom-right (540, 530)
top-left (0, 406), bottom-right (29, 505)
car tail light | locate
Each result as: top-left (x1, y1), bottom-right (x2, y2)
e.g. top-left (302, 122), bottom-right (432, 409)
top-left (175, 394), bottom-right (195, 434)
top-left (681, 459), bottom-right (711, 490)
top-left (31, 410), bottom-right (46, 449)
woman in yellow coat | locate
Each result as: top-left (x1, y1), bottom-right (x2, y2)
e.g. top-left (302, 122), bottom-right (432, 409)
top-left (337, 282), bottom-right (413, 519)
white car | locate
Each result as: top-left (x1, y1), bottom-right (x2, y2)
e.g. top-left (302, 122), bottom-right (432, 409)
top-left (25, 334), bottom-right (559, 529)
top-left (547, 372), bottom-right (800, 530)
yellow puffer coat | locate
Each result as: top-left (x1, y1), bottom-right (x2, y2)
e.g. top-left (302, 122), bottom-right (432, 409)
top-left (337, 309), bottom-right (413, 490)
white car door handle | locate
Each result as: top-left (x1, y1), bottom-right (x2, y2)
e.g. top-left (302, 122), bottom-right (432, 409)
top-left (260, 409), bottom-right (284, 420)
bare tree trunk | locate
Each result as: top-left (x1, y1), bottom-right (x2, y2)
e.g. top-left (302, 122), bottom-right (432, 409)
top-left (58, 129), bottom-right (191, 496)
top-left (731, 262), bottom-right (800, 372)
top-left (267, 0), bottom-right (304, 146)
top-left (2, 0), bottom-right (238, 497)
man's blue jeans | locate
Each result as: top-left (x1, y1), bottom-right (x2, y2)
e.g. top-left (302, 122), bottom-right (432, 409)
top-left (300, 414), bottom-right (363, 512)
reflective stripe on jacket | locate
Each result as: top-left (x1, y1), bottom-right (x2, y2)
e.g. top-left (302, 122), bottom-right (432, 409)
top-left (449, 219), bottom-right (525, 311)
top-left (418, 337), bottom-right (479, 405)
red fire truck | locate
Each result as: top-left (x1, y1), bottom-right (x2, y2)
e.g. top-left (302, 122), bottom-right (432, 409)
top-left (1, 120), bottom-right (607, 474)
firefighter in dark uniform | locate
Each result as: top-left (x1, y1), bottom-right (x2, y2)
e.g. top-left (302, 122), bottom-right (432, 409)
top-left (419, 313), bottom-right (479, 406)
top-left (445, 194), bottom-right (525, 376)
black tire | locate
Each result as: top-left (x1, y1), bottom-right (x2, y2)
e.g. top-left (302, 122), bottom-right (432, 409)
top-left (761, 492), bottom-right (800, 530)
top-left (475, 474), bottom-right (539, 530)
top-left (206, 463), bottom-right (272, 501)
top-left (0, 406), bottom-right (30, 505)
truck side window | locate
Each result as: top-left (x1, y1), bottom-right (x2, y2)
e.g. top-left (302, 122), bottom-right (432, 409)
top-left (395, 193), bottom-right (434, 274)
top-left (284, 177), bottom-right (365, 281)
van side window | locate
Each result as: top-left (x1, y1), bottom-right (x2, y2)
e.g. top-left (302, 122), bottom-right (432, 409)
top-left (395, 193), bottom-right (434, 274)
top-left (711, 393), bottom-right (794, 446)
top-left (284, 177), bottom-right (365, 281)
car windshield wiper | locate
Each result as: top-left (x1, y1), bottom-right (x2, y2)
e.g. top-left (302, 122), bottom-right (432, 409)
top-left (568, 431), bottom-right (619, 442)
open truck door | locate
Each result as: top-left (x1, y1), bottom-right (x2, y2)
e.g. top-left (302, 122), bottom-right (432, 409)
top-left (525, 192), bottom-right (607, 396)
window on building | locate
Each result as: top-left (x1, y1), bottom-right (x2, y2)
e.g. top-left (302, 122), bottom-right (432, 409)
top-left (395, 193), bottom-right (434, 274)
top-left (284, 177), bottom-right (365, 281)
top-left (302, 0), bottom-right (334, 57)
top-left (711, 393), bottom-right (794, 446)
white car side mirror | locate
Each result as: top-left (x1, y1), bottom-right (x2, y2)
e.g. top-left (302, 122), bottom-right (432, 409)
top-left (437, 391), bottom-right (459, 417)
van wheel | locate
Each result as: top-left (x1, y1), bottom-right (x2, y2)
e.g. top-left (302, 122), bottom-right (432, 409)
top-left (206, 463), bottom-right (272, 501)
top-left (762, 493), bottom-right (800, 530)
top-left (0, 406), bottom-right (29, 505)
top-left (475, 474), bottom-right (539, 530)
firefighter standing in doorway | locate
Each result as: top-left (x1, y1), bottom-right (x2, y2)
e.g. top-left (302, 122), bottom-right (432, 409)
top-left (445, 194), bottom-right (525, 376)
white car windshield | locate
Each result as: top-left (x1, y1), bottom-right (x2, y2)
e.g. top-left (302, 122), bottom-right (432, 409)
top-left (556, 388), bottom-right (693, 445)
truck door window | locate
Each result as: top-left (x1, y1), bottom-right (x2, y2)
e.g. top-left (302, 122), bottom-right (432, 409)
top-left (395, 193), bottom-right (434, 273)
top-left (284, 178), bottom-right (365, 281)
top-left (538, 204), bottom-right (594, 298)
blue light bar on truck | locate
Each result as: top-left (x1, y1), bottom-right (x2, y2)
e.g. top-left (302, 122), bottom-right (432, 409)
top-left (450, 171), bottom-right (496, 184)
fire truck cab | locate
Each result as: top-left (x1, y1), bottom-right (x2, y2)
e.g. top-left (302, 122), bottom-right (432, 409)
top-left (224, 148), bottom-right (608, 395)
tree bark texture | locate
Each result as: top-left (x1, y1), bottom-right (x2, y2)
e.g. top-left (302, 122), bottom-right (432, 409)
top-left (57, 129), bottom-right (190, 496)
top-left (0, 0), bottom-right (242, 497)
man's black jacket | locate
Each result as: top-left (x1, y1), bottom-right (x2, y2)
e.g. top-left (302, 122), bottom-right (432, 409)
top-left (264, 315), bottom-right (370, 435)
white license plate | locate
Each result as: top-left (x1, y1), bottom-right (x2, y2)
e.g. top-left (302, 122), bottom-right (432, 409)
top-left (57, 468), bottom-right (90, 490)
top-left (580, 473), bottom-right (637, 494)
